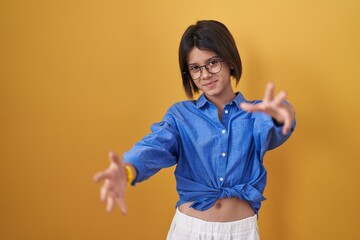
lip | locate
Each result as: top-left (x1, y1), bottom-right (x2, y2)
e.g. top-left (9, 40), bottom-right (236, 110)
top-left (203, 80), bottom-right (218, 87)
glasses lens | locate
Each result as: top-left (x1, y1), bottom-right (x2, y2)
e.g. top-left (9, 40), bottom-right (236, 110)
top-left (188, 66), bottom-right (201, 80)
top-left (207, 59), bottom-right (222, 74)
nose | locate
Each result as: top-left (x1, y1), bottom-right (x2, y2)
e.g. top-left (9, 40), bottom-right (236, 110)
top-left (200, 66), bottom-right (212, 80)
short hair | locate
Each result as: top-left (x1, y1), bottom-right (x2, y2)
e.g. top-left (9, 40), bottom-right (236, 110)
top-left (179, 20), bottom-right (242, 99)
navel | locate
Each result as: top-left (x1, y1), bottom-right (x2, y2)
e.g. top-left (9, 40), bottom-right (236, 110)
top-left (215, 200), bottom-right (222, 208)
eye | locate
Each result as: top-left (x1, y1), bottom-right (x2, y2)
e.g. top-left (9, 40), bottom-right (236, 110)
top-left (209, 59), bottom-right (219, 65)
top-left (208, 59), bottom-right (220, 68)
top-left (188, 65), bottom-right (200, 72)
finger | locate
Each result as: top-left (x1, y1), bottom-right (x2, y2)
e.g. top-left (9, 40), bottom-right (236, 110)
top-left (273, 91), bottom-right (287, 106)
top-left (109, 151), bottom-right (123, 168)
top-left (93, 168), bottom-right (113, 183)
top-left (282, 122), bottom-right (290, 135)
top-left (110, 152), bottom-right (129, 182)
top-left (106, 193), bottom-right (115, 212)
top-left (240, 102), bottom-right (264, 112)
top-left (280, 108), bottom-right (292, 135)
top-left (116, 196), bottom-right (128, 215)
top-left (100, 179), bottom-right (111, 202)
top-left (284, 113), bottom-right (294, 134)
top-left (264, 82), bottom-right (274, 102)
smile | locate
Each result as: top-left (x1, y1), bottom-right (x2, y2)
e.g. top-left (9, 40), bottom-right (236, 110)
top-left (203, 80), bottom-right (218, 87)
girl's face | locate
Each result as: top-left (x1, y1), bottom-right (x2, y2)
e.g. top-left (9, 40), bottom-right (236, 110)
top-left (187, 47), bottom-right (234, 100)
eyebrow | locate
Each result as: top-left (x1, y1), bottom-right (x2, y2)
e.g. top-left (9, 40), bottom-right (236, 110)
top-left (188, 55), bottom-right (220, 66)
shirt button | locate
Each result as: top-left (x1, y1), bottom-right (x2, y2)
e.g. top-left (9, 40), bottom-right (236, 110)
top-left (221, 152), bottom-right (226, 157)
top-left (224, 110), bottom-right (229, 114)
top-left (219, 177), bottom-right (224, 182)
top-left (221, 130), bottom-right (226, 134)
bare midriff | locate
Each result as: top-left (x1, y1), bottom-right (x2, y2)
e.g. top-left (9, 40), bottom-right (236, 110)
top-left (178, 198), bottom-right (255, 222)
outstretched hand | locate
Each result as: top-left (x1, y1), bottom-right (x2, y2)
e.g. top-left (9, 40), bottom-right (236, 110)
top-left (240, 82), bottom-right (295, 135)
top-left (93, 151), bottom-right (128, 214)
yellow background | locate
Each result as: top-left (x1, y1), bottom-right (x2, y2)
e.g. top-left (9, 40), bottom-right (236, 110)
top-left (1, 0), bottom-right (359, 239)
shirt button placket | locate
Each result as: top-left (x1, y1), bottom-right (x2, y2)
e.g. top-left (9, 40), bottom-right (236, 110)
top-left (219, 108), bottom-right (229, 185)
top-left (219, 151), bottom-right (227, 184)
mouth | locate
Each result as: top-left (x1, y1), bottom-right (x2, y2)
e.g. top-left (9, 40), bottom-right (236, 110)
top-left (203, 80), bottom-right (218, 88)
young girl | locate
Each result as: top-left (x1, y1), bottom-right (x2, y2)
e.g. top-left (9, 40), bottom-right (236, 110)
top-left (93, 20), bottom-right (296, 240)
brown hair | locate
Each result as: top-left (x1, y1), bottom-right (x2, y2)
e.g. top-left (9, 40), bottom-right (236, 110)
top-left (179, 20), bottom-right (242, 98)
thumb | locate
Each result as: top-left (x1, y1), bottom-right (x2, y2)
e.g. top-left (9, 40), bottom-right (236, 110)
top-left (108, 151), bottom-right (123, 168)
top-left (240, 102), bottom-right (262, 112)
top-left (108, 151), bottom-right (127, 181)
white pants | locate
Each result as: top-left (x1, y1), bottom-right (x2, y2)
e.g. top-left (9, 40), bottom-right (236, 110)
top-left (166, 208), bottom-right (260, 240)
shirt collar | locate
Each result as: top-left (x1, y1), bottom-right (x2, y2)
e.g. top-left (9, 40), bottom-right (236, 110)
top-left (195, 92), bottom-right (247, 109)
top-left (195, 94), bottom-right (208, 108)
top-left (232, 92), bottom-right (247, 109)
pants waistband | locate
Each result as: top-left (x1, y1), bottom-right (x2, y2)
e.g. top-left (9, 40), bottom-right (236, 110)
top-left (173, 208), bottom-right (258, 234)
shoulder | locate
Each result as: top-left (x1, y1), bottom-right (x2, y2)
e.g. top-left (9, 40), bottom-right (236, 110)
top-left (167, 100), bottom-right (197, 114)
top-left (161, 100), bottom-right (198, 125)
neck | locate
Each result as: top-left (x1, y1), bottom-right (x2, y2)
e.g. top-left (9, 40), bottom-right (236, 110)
top-left (206, 91), bottom-right (236, 110)
top-left (205, 91), bottom-right (236, 120)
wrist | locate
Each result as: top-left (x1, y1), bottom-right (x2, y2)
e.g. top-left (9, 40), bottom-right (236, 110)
top-left (124, 163), bottom-right (137, 187)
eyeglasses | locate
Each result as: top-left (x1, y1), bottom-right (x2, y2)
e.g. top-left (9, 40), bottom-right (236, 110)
top-left (186, 57), bottom-right (224, 80)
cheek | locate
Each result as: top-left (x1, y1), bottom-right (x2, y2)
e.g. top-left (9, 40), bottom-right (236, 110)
top-left (226, 67), bottom-right (232, 76)
top-left (218, 69), bottom-right (232, 81)
top-left (193, 80), bottom-right (202, 89)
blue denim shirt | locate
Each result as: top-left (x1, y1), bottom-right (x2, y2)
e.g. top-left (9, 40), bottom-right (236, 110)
top-left (123, 92), bottom-right (295, 214)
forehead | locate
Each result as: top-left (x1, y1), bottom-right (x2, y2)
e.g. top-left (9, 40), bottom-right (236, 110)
top-left (187, 47), bottom-right (218, 65)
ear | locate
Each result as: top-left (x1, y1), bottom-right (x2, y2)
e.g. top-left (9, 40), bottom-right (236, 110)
top-left (229, 65), bottom-right (235, 74)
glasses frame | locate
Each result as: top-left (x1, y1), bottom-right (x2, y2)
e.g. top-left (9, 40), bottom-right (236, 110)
top-left (185, 58), bottom-right (224, 81)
